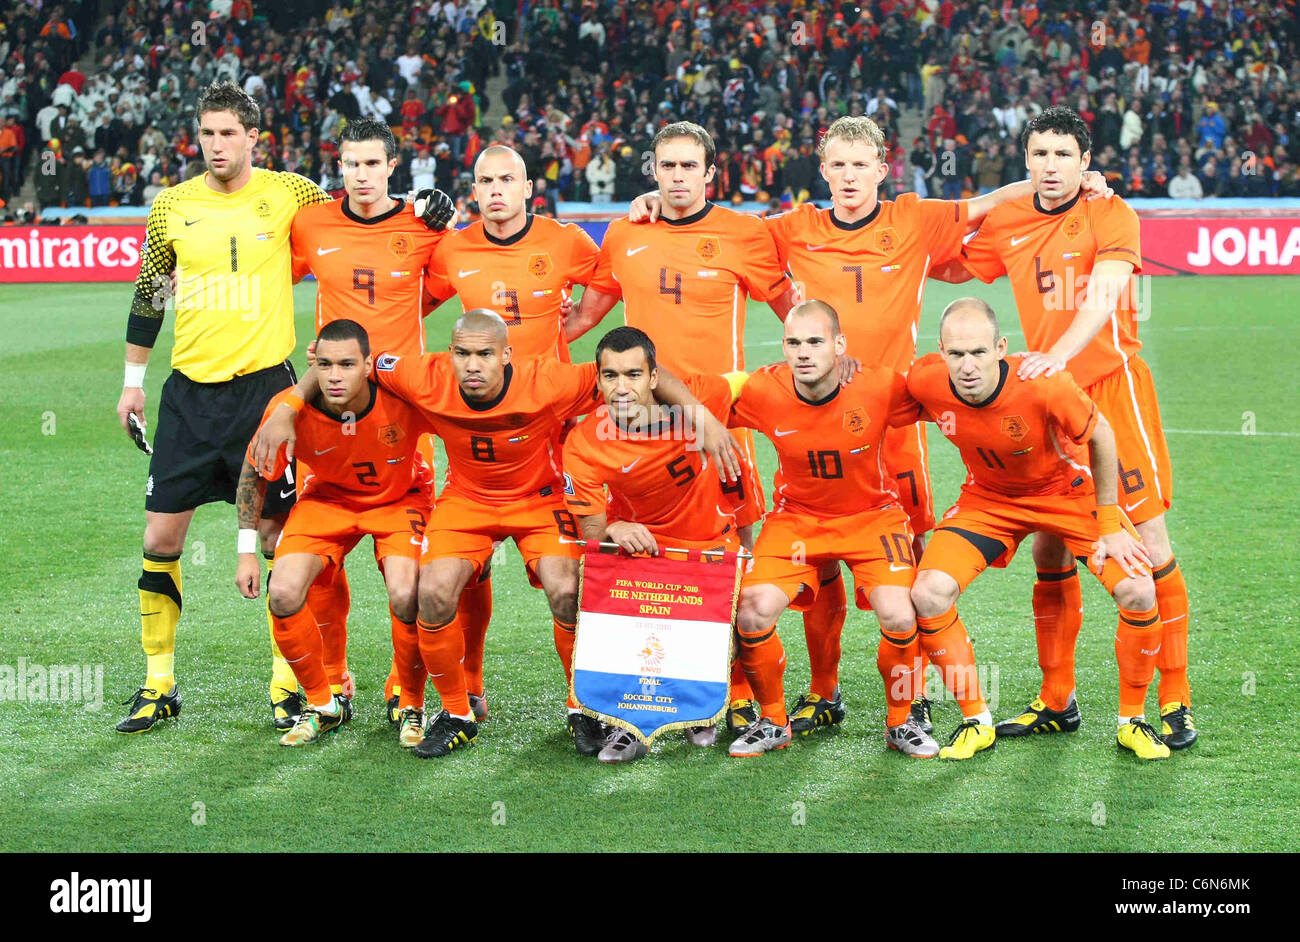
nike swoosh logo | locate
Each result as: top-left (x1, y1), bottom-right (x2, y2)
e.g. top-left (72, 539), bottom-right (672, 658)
top-left (458, 268), bottom-right (480, 277)
top-left (626, 246), bottom-right (649, 257)
top-left (317, 246), bottom-right (341, 255)
top-left (805, 243), bottom-right (825, 251)
top-left (773, 428), bottom-right (798, 437)
top-left (387, 458), bottom-right (404, 464)
top-left (621, 458), bottom-right (642, 473)
top-left (313, 447), bottom-right (336, 455)
top-left (410, 537), bottom-right (423, 546)
top-left (1123, 498), bottom-right (1147, 512)
top-left (889, 564), bottom-right (911, 573)
top-left (184, 218), bottom-right (201, 227)
top-left (280, 489), bottom-right (295, 499)
top-left (1010, 235), bottom-right (1030, 247)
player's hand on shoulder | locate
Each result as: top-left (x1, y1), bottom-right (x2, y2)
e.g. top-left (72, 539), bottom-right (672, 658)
top-left (628, 192), bottom-right (661, 223)
top-left (837, 353), bottom-right (862, 386)
top-left (304, 340), bottom-right (317, 368)
top-left (1016, 351), bottom-right (1065, 380)
top-left (1093, 528), bottom-right (1152, 580)
top-left (1080, 170), bottom-right (1114, 201)
top-left (686, 405), bottom-right (742, 483)
top-left (607, 521), bottom-right (659, 556)
top-left (235, 554), bottom-right (261, 599)
top-left (253, 406), bottom-right (297, 472)
top-left (116, 386), bottom-right (145, 436)
top-left (414, 187), bottom-right (456, 231)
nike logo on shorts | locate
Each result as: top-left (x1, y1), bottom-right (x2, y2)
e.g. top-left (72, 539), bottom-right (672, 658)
top-left (314, 447), bottom-right (336, 455)
top-left (317, 247), bottom-right (342, 255)
top-left (621, 458), bottom-right (642, 473)
top-left (458, 269), bottom-right (480, 277)
top-left (1124, 497), bottom-right (1148, 513)
top-left (774, 428), bottom-right (798, 437)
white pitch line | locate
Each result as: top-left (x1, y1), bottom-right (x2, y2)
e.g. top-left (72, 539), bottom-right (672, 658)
top-left (1165, 428), bottom-right (1300, 438)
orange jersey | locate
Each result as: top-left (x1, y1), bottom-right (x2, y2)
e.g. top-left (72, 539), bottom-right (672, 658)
top-left (373, 352), bottom-right (599, 504)
top-left (251, 384), bottom-right (430, 509)
top-left (959, 193), bottom-right (1143, 387)
top-left (426, 214), bottom-right (599, 361)
top-left (766, 195), bottom-right (969, 370)
top-left (589, 204), bottom-right (791, 373)
top-left (291, 198), bottom-right (444, 355)
top-left (730, 363), bottom-right (915, 517)
top-left (904, 353), bottom-right (1100, 499)
top-left (562, 374), bottom-right (746, 544)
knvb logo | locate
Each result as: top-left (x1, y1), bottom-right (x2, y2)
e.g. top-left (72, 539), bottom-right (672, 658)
top-left (50, 872), bottom-right (152, 922)
top-left (0, 658), bottom-right (104, 712)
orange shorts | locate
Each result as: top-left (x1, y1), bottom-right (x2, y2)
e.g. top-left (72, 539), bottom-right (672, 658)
top-left (882, 421), bottom-right (935, 536)
top-left (743, 506), bottom-right (915, 612)
top-left (276, 493), bottom-right (428, 577)
top-left (422, 490), bottom-right (579, 586)
top-left (726, 428), bottom-right (766, 530)
top-left (1086, 356), bottom-right (1172, 525)
top-left (923, 488), bottom-right (1140, 594)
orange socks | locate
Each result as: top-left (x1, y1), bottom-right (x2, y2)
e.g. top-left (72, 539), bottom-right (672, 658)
top-left (737, 621), bottom-right (788, 726)
top-left (460, 575), bottom-right (493, 697)
top-left (1032, 564), bottom-right (1083, 710)
top-left (390, 612), bottom-right (426, 711)
top-left (1115, 605), bottom-right (1161, 718)
top-left (802, 571), bottom-right (847, 699)
top-left (416, 616), bottom-right (471, 718)
top-left (877, 623), bottom-right (921, 728)
top-left (730, 657), bottom-right (754, 703)
top-left (1153, 557), bottom-right (1191, 706)
top-left (307, 566), bottom-right (350, 689)
top-left (553, 616), bottom-right (578, 708)
top-left (272, 607), bottom-right (332, 707)
top-left (916, 606), bottom-right (986, 718)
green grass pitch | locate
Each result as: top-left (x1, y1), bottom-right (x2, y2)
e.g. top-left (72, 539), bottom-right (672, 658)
top-left (1, 275), bottom-right (1297, 852)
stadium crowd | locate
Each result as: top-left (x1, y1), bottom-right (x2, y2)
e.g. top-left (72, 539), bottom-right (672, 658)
top-left (0, 0), bottom-right (1297, 220)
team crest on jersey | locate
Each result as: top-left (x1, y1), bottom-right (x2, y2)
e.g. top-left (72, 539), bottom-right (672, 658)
top-left (388, 233), bottom-right (414, 260)
top-left (376, 354), bottom-right (400, 372)
top-left (1063, 216), bottom-right (1085, 238)
top-left (527, 253), bottom-right (553, 279)
top-left (874, 227), bottom-right (900, 253)
top-left (378, 423), bottom-right (405, 447)
top-left (254, 198), bottom-right (272, 218)
top-left (843, 408), bottom-right (869, 436)
top-left (1001, 415), bottom-right (1029, 442)
top-left (696, 237), bottom-right (721, 262)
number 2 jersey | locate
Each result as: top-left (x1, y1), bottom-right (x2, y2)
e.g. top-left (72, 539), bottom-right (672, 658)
top-left (250, 383), bottom-right (431, 509)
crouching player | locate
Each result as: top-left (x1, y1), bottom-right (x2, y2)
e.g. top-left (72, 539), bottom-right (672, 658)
top-left (729, 301), bottom-right (992, 758)
top-left (235, 319), bottom-right (432, 747)
top-left (563, 327), bottom-right (767, 763)
top-left (905, 299), bottom-right (1167, 759)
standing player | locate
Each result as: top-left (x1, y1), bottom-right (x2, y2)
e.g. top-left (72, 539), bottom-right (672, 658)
top-left (113, 81), bottom-right (333, 733)
top-left (564, 121), bottom-right (798, 733)
top-left (426, 144), bottom-right (599, 361)
top-left (933, 107), bottom-right (1196, 749)
top-left (234, 320), bottom-right (431, 747)
top-left (416, 143), bottom-right (600, 718)
top-left (629, 115), bottom-right (1110, 737)
top-left (289, 119), bottom-right (454, 727)
top-left (906, 299), bottom-right (1167, 760)
top-left (252, 311), bottom-right (736, 757)
top-left (728, 301), bottom-right (992, 758)
top-left (563, 326), bottom-right (762, 763)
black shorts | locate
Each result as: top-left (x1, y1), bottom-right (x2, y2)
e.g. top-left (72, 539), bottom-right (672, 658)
top-left (144, 360), bottom-right (298, 516)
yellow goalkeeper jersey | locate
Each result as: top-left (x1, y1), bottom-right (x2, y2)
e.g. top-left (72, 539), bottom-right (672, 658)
top-left (129, 168), bottom-right (329, 383)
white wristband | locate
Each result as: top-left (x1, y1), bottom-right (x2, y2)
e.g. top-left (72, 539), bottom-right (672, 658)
top-left (124, 361), bottom-right (147, 388)
top-left (237, 528), bottom-right (259, 555)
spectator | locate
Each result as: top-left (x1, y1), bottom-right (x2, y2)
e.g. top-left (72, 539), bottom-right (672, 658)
top-left (1196, 103), bottom-right (1227, 152)
top-left (973, 142), bottom-right (1003, 196)
top-left (87, 149), bottom-right (111, 206)
top-left (410, 144), bottom-right (435, 193)
top-left (586, 145), bottom-right (615, 202)
top-left (1168, 165), bottom-right (1204, 200)
top-left (910, 137), bottom-right (936, 197)
top-left (530, 176), bottom-right (557, 218)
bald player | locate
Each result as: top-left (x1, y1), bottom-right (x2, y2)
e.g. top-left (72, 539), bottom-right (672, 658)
top-left (905, 299), bottom-right (1167, 760)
